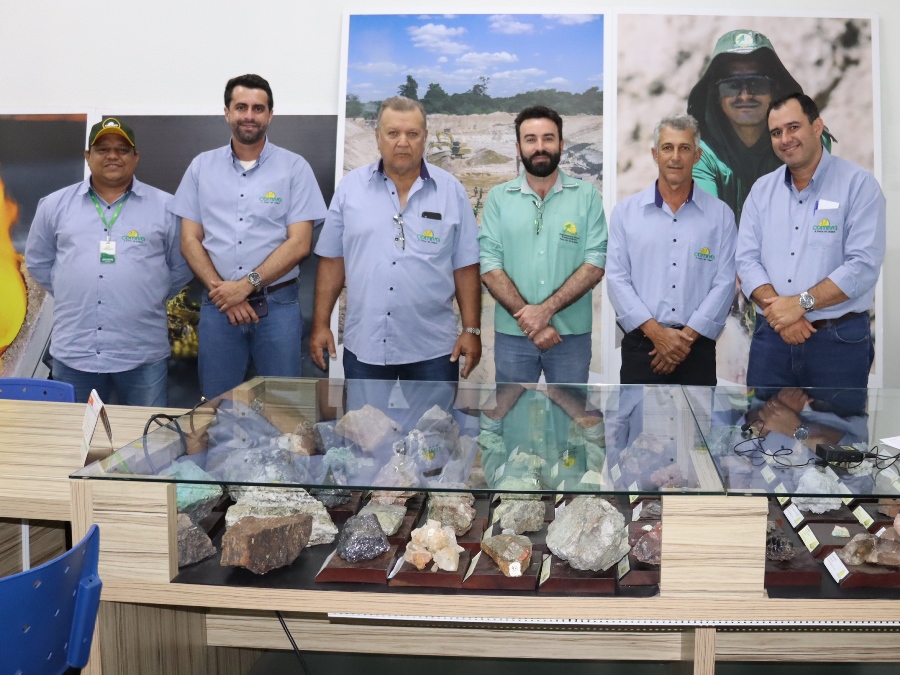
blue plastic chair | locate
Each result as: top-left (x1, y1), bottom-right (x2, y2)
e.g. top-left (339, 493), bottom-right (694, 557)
top-left (0, 377), bottom-right (76, 403)
top-left (0, 525), bottom-right (102, 673)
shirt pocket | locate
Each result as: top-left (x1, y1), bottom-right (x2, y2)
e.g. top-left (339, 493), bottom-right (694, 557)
top-left (807, 212), bottom-right (843, 249)
top-left (405, 217), bottom-right (450, 257)
top-left (687, 234), bottom-right (719, 285)
top-left (549, 216), bottom-right (584, 268)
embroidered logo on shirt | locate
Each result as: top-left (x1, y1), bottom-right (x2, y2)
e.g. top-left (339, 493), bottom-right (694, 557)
top-left (560, 222), bottom-right (579, 243)
top-left (416, 229), bottom-right (441, 244)
top-left (813, 219), bottom-right (837, 233)
top-left (259, 191), bottom-right (283, 204)
top-left (121, 229), bottom-right (146, 243)
top-left (694, 247), bottom-right (715, 262)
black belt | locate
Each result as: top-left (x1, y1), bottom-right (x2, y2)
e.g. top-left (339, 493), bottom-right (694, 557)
top-left (250, 278), bottom-right (297, 297)
top-left (810, 311), bottom-right (865, 330)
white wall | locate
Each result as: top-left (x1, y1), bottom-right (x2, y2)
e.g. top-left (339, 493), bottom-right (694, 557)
top-left (3, 0), bottom-right (898, 384)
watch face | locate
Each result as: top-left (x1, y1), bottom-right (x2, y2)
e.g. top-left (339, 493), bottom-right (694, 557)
top-left (794, 426), bottom-right (810, 441)
top-left (248, 272), bottom-right (261, 287)
top-left (799, 292), bottom-right (815, 310)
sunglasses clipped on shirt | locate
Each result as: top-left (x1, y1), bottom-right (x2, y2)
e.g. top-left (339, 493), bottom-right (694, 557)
top-left (716, 74), bottom-right (772, 98)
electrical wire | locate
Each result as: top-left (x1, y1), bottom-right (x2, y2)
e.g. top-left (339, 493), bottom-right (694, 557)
top-left (276, 611), bottom-right (311, 674)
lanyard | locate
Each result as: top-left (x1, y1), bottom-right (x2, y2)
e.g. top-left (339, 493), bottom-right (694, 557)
top-left (89, 189), bottom-right (131, 242)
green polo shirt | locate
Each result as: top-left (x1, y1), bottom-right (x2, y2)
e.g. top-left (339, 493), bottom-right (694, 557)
top-left (480, 170), bottom-right (607, 336)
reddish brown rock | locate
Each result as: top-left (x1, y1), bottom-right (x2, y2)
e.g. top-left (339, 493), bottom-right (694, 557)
top-left (877, 499), bottom-right (900, 519)
top-left (221, 514), bottom-right (313, 574)
top-left (633, 522), bottom-right (662, 565)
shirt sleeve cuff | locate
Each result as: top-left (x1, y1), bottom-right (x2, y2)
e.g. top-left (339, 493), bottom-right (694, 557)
top-left (686, 313), bottom-right (721, 340)
top-left (583, 253), bottom-right (606, 268)
top-left (828, 269), bottom-right (859, 300)
top-left (740, 273), bottom-right (770, 303)
top-left (618, 307), bottom-right (653, 334)
top-left (479, 258), bottom-right (503, 274)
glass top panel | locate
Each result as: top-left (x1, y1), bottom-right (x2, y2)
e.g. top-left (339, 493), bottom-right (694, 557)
top-left (72, 378), bottom-right (724, 496)
top-left (689, 385), bottom-right (900, 499)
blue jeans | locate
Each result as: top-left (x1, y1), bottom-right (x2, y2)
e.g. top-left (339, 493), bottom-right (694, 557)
top-left (494, 332), bottom-right (591, 384)
top-left (747, 313), bottom-right (872, 415)
top-left (343, 348), bottom-right (459, 382)
top-left (198, 284), bottom-right (302, 399)
top-left (52, 357), bottom-right (168, 406)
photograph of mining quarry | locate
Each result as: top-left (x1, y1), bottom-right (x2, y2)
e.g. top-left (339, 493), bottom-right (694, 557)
top-left (342, 14), bottom-right (605, 382)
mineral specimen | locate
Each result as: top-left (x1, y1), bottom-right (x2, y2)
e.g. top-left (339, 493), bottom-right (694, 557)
top-left (481, 532), bottom-right (533, 577)
top-left (313, 420), bottom-right (340, 453)
top-left (214, 445), bottom-right (310, 485)
top-left (649, 465), bottom-right (686, 489)
top-left (176, 513), bottom-right (216, 567)
top-left (335, 404), bottom-right (401, 452)
top-left (837, 532), bottom-right (900, 567)
top-left (792, 468), bottom-right (842, 514)
top-left (289, 421), bottom-right (316, 456)
top-left (359, 503), bottom-right (407, 536)
top-left (371, 453), bottom-right (419, 489)
top-left (220, 514), bottom-right (312, 574)
top-left (409, 518), bottom-right (464, 572)
top-left (877, 499), bottom-right (900, 519)
top-left (336, 514), bottom-right (391, 563)
top-left (414, 405), bottom-right (460, 461)
top-left (633, 522), bottom-right (661, 565)
top-left (427, 492), bottom-right (477, 535)
top-left (895, 513), bottom-right (900, 538)
top-left (160, 460), bottom-right (223, 524)
top-left (225, 486), bottom-right (338, 546)
top-left (832, 525), bottom-right (851, 538)
top-left (641, 500), bottom-right (662, 519)
top-left (311, 488), bottom-right (352, 508)
top-left (369, 490), bottom-right (419, 506)
top-left (322, 446), bottom-right (374, 482)
top-left (766, 534), bottom-right (796, 562)
top-left (403, 542), bottom-right (433, 570)
top-left (494, 499), bottom-right (544, 534)
top-left (546, 496), bottom-right (630, 572)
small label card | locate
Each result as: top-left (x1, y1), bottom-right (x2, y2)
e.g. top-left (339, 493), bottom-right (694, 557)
top-left (317, 550), bottom-right (336, 576)
top-left (580, 470), bottom-right (603, 486)
top-left (628, 481), bottom-right (639, 504)
top-left (798, 524), bottom-right (819, 553)
top-left (760, 465), bottom-right (777, 484)
top-left (774, 482), bottom-right (790, 505)
top-left (824, 465), bottom-right (840, 482)
top-left (611, 463), bottom-right (622, 482)
top-left (388, 555), bottom-right (405, 580)
top-left (892, 479), bottom-right (900, 496)
top-left (853, 505), bottom-right (875, 529)
top-left (877, 527), bottom-right (888, 537)
top-left (463, 552), bottom-right (481, 582)
top-left (551, 462), bottom-right (559, 479)
top-left (81, 388), bottom-right (113, 463)
top-left (824, 551), bottom-right (850, 582)
top-left (837, 482), bottom-right (854, 506)
top-left (509, 446), bottom-right (519, 461)
top-left (482, 523), bottom-right (495, 542)
top-left (617, 554), bottom-right (631, 580)
top-left (555, 500), bottom-right (567, 518)
top-left (539, 554), bottom-right (552, 586)
top-left (632, 502), bottom-right (644, 522)
top-left (493, 464), bottom-right (505, 482)
top-left (783, 502), bottom-right (805, 529)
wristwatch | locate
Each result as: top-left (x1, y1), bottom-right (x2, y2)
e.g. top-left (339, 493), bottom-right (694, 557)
top-left (799, 291), bottom-right (816, 312)
top-left (247, 271), bottom-right (262, 290)
top-left (793, 425), bottom-right (810, 442)
top-left (463, 327), bottom-right (481, 336)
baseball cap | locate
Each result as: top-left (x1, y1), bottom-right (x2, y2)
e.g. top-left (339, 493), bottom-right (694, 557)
top-left (88, 117), bottom-right (135, 147)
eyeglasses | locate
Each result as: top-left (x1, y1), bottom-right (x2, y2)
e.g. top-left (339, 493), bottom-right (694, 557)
top-left (532, 199), bottom-right (544, 236)
top-left (716, 75), bottom-right (772, 98)
top-left (393, 213), bottom-right (405, 250)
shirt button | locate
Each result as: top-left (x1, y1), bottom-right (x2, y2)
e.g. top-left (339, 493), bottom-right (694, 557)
top-left (672, 308), bottom-right (675, 312)
top-left (99, 274), bottom-right (103, 279)
top-left (672, 285), bottom-right (676, 289)
top-left (392, 262), bottom-right (396, 266)
top-left (672, 263), bottom-right (676, 266)
top-left (791, 252), bottom-right (794, 256)
top-left (799, 200), bottom-right (803, 204)
top-left (98, 300), bottom-right (101, 304)
top-left (673, 239), bottom-right (676, 242)
top-left (242, 173), bottom-right (246, 177)
top-left (239, 266), bottom-right (243, 270)
top-left (96, 350), bottom-right (100, 354)
top-left (788, 279), bottom-right (792, 283)
top-left (241, 194), bottom-right (244, 197)
top-left (540, 280), bottom-right (545, 285)
top-left (239, 241), bottom-right (242, 244)
top-left (389, 287), bottom-right (394, 291)
top-left (387, 312), bottom-right (391, 316)
top-left (674, 219), bottom-right (677, 222)
top-left (98, 326), bottom-right (102, 330)
top-left (240, 218), bottom-right (243, 221)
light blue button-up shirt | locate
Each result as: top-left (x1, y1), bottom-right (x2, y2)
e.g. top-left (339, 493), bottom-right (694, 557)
top-left (170, 139), bottom-right (327, 284)
top-left (25, 177), bottom-right (193, 372)
top-left (315, 160), bottom-right (480, 365)
top-left (736, 150), bottom-right (886, 320)
top-left (606, 182), bottom-right (737, 339)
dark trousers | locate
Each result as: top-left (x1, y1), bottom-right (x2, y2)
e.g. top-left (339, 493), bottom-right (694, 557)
top-left (620, 328), bottom-right (717, 385)
top-left (343, 348), bottom-right (459, 382)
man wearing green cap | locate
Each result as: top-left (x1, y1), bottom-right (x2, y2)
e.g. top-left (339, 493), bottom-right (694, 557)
top-left (688, 29), bottom-right (823, 224)
top-left (25, 117), bottom-right (192, 405)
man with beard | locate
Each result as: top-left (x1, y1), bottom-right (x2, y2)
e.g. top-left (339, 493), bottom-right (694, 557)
top-left (172, 74), bottom-right (327, 398)
top-left (607, 114), bottom-right (736, 385)
top-left (688, 29), bottom-right (823, 224)
top-left (480, 106), bottom-right (607, 383)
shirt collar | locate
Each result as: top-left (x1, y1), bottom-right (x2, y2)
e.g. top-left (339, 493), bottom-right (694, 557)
top-left (230, 137), bottom-right (272, 167)
top-left (80, 176), bottom-right (143, 201)
top-left (783, 147), bottom-right (832, 190)
top-left (651, 180), bottom-right (695, 209)
top-left (372, 158), bottom-right (431, 182)
top-left (516, 170), bottom-right (568, 197)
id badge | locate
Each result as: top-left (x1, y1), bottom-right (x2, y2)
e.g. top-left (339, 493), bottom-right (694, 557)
top-left (100, 240), bottom-right (116, 264)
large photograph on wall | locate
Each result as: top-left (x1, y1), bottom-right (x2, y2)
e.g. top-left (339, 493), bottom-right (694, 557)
top-left (340, 13), bottom-right (605, 383)
top-left (0, 114), bottom-right (87, 377)
top-left (616, 14), bottom-right (876, 385)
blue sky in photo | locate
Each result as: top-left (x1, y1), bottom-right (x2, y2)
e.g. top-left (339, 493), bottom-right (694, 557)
top-left (347, 14), bottom-right (604, 100)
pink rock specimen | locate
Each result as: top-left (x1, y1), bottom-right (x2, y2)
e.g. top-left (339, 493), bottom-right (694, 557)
top-left (633, 522), bottom-right (662, 565)
top-left (837, 532), bottom-right (900, 567)
top-left (335, 404), bottom-right (401, 452)
top-left (481, 533), bottom-right (533, 577)
top-left (649, 465), bottom-right (686, 489)
top-left (221, 514), bottom-right (313, 574)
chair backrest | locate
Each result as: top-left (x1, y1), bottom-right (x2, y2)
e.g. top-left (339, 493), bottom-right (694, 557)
top-left (0, 378), bottom-right (76, 403)
top-left (0, 525), bottom-right (102, 672)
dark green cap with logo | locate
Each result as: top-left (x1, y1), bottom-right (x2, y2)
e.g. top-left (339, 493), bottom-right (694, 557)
top-left (88, 117), bottom-right (135, 148)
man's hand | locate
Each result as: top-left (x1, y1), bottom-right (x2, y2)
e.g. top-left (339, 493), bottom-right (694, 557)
top-left (309, 325), bottom-right (336, 371)
top-left (532, 326), bottom-right (562, 350)
top-left (761, 295), bottom-right (806, 333)
top-left (514, 303), bottom-right (553, 338)
top-left (225, 301), bottom-right (258, 326)
top-left (209, 279), bottom-right (253, 312)
top-left (776, 387), bottom-right (813, 413)
top-left (648, 327), bottom-right (692, 364)
top-left (779, 318), bottom-right (817, 345)
top-left (649, 352), bottom-right (678, 375)
top-left (451, 332), bottom-right (482, 379)
top-left (757, 398), bottom-right (802, 437)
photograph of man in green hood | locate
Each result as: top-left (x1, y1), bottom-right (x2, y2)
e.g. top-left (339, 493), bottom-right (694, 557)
top-left (688, 29), bottom-right (831, 224)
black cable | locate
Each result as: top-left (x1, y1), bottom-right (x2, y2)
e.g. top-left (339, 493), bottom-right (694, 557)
top-left (140, 413), bottom-right (188, 474)
top-left (276, 611), bottom-right (311, 674)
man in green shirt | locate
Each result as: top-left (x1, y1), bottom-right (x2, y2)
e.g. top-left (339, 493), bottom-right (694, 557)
top-left (480, 105), bottom-right (607, 384)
